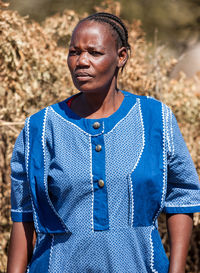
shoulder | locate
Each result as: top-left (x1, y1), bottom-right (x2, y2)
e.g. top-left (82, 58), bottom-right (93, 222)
top-left (27, 98), bottom-right (68, 123)
top-left (123, 90), bottom-right (171, 113)
top-left (123, 90), bottom-right (160, 104)
top-left (25, 102), bottom-right (56, 133)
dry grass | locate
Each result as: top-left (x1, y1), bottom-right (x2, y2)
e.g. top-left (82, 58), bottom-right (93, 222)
top-left (0, 0), bottom-right (200, 272)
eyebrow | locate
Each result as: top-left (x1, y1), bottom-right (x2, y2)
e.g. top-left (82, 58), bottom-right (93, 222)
top-left (87, 45), bottom-right (106, 50)
top-left (69, 44), bottom-right (106, 51)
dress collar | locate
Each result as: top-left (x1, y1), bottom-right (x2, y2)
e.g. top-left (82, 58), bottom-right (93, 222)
top-left (51, 90), bottom-right (137, 135)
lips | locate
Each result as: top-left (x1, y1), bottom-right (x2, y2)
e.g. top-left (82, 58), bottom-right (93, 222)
top-left (75, 72), bottom-right (94, 81)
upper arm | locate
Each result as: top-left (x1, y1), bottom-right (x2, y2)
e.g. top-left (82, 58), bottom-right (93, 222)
top-left (163, 107), bottom-right (200, 214)
top-left (11, 122), bottom-right (33, 222)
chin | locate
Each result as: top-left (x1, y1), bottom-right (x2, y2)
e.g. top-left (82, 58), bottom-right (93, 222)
top-left (74, 82), bottom-right (99, 94)
top-left (73, 78), bottom-right (110, 95)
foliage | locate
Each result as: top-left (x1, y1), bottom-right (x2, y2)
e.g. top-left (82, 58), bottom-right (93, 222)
top-left (7, 0), bottom-right (200, 52)
top-left (0, 1), bottom-right (200, 271)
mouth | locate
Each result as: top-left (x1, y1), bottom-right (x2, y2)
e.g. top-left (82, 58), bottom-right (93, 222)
top-left (75, 72), bottom-right (93, 81)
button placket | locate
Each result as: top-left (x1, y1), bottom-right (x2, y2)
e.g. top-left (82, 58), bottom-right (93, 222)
top-left (91, 134), bottom-right (109, 231)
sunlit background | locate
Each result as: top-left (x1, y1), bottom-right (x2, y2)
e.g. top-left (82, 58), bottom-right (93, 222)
top-left (1, 1), bottom-right (200, 272)
top-left (6, 0), bottom-right (200, 77)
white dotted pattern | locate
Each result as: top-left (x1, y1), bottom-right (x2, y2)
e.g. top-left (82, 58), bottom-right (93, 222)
top-left (42, 107), bottom-right (68, 232)
top-left (164, 106), bottom-right (200, 209)
top-left (11, 94), bottom-right (200, 273)
top-left (45, 109), bottom-right (93, 233)
top-left (104, 99), bottom-right (144, 229)
top-left (48, 227), bottom-right (152, 273)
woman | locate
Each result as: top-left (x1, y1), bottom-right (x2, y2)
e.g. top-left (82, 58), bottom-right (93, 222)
top-left (7, 12), bottom-right (200, 273)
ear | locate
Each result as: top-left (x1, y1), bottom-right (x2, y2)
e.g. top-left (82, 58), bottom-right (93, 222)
top-left (117, 47), bottom-right (128, 68)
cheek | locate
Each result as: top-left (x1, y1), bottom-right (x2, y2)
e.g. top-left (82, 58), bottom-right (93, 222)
top-left (67, 56), bottom-right (74, 73)
top-left (95, 57), bottom-right (118, 76)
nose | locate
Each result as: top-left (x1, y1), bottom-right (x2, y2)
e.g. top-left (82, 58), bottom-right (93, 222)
top-left (77, 51), bottom-right (89, 67)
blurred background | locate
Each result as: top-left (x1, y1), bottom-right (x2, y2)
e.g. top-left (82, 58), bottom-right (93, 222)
top-left (1, 0), bottom-right (200, 272)
top-left (5, 0), bottom-right (200, 78)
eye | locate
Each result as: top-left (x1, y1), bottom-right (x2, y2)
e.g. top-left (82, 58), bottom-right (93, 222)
top-left (69, 50), bottom-right (76, 56)
top-left (89, 50), bottom-right (103, 56)
top-left (69, 49), bottom-right (80, 56)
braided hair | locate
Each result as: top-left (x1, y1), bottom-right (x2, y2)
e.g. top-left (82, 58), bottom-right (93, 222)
top-left (78, 12), bottom-right (131, 70)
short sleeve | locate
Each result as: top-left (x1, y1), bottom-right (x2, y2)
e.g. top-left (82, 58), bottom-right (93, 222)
top-left (10, 122), bottom-right (33, 222)
top-left (163, 109), bottom-right (200, 214)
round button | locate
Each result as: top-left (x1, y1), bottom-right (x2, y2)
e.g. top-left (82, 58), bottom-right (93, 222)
top-left (95, 144), bottom-right (102, 152)
top-left (98, 179), bottom-right (104, 188)
top-left (93, 122), bottom-right (101, 129)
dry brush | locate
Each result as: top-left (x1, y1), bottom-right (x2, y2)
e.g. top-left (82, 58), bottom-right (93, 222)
top-left (0, 1), bottom-right (200, 272)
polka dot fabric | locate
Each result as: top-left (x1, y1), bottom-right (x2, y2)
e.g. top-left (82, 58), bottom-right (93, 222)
top-left (164, 107), bottom-right (200, 212)
top-left (104, 100), bottom-right (144, 229)
top-left (46, 108), bottom-right (93, 232)
top-left (10, 128), bottom-right (33, 221)
top-left (48, 227), bottom-right (153, 273)
top-left (10, 91), bottom-right (200, 272)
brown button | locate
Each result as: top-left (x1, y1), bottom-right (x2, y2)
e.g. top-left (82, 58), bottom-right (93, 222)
top-left (93, 122), bottom-right (101, 129)
top-left (98, 179), bottom-right (104, 188)
top-left (95, 144), bottom-right (102, 152)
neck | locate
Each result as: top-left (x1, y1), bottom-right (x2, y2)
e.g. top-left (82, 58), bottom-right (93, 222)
top-left (71, 80), bottom-right (124, 119)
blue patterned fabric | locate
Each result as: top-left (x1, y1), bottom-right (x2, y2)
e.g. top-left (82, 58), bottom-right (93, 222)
top-left (10, 90), bottom-right (200, 272)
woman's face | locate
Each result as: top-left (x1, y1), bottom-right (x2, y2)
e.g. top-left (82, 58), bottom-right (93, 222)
top-left (67, 20), bottom-right (126, 94)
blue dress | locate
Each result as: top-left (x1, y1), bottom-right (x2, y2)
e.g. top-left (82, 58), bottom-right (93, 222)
top-left (10, 91), bottom-right (200, 273)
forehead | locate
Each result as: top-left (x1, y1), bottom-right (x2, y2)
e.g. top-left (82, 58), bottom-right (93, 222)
top-left (70, 20), bottom-right (116, 48)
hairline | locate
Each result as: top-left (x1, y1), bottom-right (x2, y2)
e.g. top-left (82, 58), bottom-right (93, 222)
top-left (76, 18), bottom-right (122, 49)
